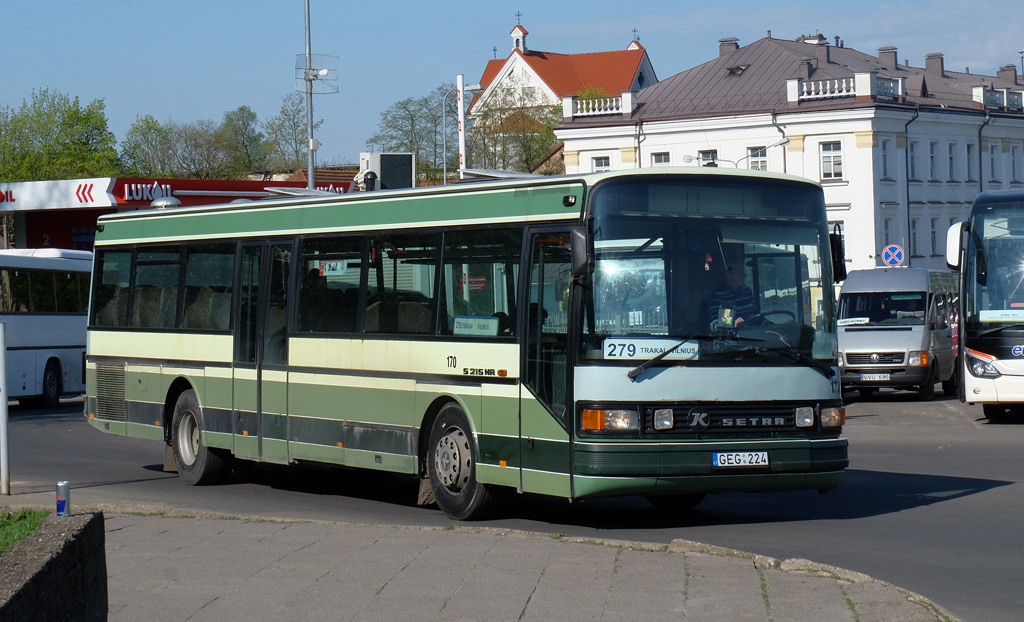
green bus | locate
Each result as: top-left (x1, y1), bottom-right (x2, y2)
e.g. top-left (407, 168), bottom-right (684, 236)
top-left (85, 167), bottom-right (849, 520)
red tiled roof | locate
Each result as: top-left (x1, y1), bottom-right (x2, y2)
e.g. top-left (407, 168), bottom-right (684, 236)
top-left (475, 44), bottom-right (647, 105)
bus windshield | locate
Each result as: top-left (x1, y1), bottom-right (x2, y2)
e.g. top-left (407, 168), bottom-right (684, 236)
top-left (964, 200), bottom-right (1024, 331)
top-left (580, 175), bottom-right (836, 366)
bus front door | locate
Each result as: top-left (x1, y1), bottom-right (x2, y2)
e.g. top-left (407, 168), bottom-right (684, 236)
top-left (233, 241), bottom-right (292, 464)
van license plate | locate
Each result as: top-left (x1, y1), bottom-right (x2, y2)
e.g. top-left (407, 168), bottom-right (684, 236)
top-left (860, 373), bottom-right (890, 381)
top-left (713, 451), bottom-right (769, 467)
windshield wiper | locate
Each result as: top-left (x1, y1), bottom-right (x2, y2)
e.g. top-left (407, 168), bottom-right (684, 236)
top-left (626, 334), bottom-right (761, 382)
top-left (979, 323), bottom-right (1024, 337)
top-left (627, 338), bottom-right (699, 382)
top-left (732, 346), bottom-right (836, 379)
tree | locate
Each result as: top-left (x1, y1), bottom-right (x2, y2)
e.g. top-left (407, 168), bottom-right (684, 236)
top-left (171, 119), bottom-right (231, 180)
top-left (222, 106), bottom-right (270, 177)
top-left (0, 88), bottom-right (120, 182)
top-left (366, 83), bottom-right (459, 184)
top-left (467, 78), bottom-right (562, 173)
top-left (121, 114), bottom-right (176, 177)
top-left (264, 92), bottom-right (321, 174)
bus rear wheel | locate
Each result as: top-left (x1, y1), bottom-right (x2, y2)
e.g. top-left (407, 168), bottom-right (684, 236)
top-left (427, 403), bottom-right (497, 520)
top-left (40, 360), bottom-right (61, 408)
top-left (171, 389), bottom-right (230, 486)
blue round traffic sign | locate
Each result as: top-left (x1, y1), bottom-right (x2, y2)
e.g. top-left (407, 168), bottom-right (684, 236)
top-left (882, 244), bottom-right (904, 267)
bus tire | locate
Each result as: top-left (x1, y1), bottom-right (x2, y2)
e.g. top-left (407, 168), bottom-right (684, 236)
top-left (171, 389), bottom-right (229, 486)
top-left (983, 404), bottom-right (1007, 420)
top-left (427, 403), bottom-right (497, 521)
top-left (41, 360), bottom-right (62, 408)
top-left (645, 493), bottom-right (706, 511)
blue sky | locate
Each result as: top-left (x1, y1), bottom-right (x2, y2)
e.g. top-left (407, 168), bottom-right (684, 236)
top-left (3, 1), bottom-right (1023, 167)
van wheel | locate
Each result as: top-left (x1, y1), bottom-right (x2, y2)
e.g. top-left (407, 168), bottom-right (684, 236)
top-left (941, 361), bottom-right (959, 396)
top-left (427, 403), bottom-right (497, 521)
top-left (917, 366), bottom-right (937, 401)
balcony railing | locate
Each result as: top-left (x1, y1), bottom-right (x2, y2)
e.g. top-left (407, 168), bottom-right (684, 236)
top-left (787, 73), bottom-right (904, 102)
top-left (562, 92), bottom-right (635, 119)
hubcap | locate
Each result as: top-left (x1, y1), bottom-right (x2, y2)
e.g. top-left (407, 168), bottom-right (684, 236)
top-left (434, 427), bottom-right (469, 491)
top-left (177, 410), bottom-right (199, 467)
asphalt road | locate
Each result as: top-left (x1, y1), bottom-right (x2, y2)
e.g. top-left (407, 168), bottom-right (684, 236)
top-left (3, 391), bottom-right (1021, 622)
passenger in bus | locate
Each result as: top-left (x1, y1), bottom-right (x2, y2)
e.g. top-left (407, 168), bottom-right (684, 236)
top-left (705, 252), bottom-right (758, 327)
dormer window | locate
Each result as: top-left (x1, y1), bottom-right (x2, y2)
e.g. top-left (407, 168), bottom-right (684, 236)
top-left (726, 65), bottom-right (749, 76)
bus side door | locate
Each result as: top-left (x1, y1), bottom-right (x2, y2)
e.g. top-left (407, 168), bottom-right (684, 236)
top-left (520, 229), bottom-right (572, 497)
top-left (233, 241), bottom-right (293, 463)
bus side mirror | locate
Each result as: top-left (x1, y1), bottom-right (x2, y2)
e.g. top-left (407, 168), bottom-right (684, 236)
top-left (829, 231), bottom-right (847, 282)
top-left (570, 226), bottom-right (592, 278)
top-left (946, 222), bottom-right (964, 270)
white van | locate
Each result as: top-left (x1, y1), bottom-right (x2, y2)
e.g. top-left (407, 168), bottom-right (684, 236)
top-left (837, 268), bottom-right (957, 400)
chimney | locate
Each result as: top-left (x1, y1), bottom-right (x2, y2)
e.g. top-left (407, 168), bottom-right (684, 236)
top-left (997, 64), bottom-right (1018, 84)
top-left (878, 46), bottom-right (898, 70)
top-left (719, 37), bottom-right (739, 57)
top-left (925, 53), bottom-right (945, 76)
top-left (797, 58), bottom-right (814, 80)
top-left (817, 42), bottom-right (830, 66)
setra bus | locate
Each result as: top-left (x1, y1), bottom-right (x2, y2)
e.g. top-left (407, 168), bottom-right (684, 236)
top-left (84, 167), bottom-right (849, 519)
top-left (0, 248), bottom-right (92, 407)
top-left (947, 189), bottom-right (1024, 419)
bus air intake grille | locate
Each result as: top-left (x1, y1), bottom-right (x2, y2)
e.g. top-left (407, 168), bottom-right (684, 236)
top-left (95, 363), bottom-right (127, 422)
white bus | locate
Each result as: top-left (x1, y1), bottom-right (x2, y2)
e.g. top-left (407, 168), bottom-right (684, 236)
top-left (0, 248), bottom-right (92, 407)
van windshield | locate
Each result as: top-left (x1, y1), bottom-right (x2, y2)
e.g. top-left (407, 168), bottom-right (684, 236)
top-left (838, 291), bottom-right (926, 326)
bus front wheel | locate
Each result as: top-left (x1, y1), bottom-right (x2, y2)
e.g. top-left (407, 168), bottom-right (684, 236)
top-left (171, 389), bottom-right (230, 486)
top-left (427, 403), bottom-right (497, 521)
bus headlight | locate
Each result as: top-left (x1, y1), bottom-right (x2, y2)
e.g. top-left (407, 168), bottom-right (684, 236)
top-left (581, 409), bottom-right (639, 431)
top-left (653, 408), bottom-right (674, 430)
top-left (908, 351), bottom-right (928, 366)
top-left (820, 407), bottom-right (845, 428)
top-left (795, 407), bottom-right (815, 427)
top-left (966, 349), bottom-right (1000, 378)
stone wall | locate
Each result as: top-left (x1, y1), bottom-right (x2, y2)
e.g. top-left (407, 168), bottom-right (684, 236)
top-left (0, 512), bottom-right (107, 622)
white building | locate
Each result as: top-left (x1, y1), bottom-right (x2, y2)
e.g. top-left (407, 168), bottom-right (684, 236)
top-left (556, 34), bottom-right (1024, 272)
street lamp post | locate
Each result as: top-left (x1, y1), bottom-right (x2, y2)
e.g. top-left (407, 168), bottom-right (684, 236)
top-left (442, 88), bottom-right (457, 185)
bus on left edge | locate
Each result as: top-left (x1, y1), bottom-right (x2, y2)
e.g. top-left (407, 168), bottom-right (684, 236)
top-left (0, 248), bottom-right (92, 407)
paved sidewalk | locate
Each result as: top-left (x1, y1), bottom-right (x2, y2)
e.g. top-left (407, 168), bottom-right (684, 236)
top-left (78, 511), bottom-right (959, 622)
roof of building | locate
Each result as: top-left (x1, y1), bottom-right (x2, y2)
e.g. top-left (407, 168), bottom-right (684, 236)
top-left (566, 34), bottom-right (1024, 125)
top-left (286, 167), bottom-right (359, 186)
top-left (474, 29), bottom-right (651, 113)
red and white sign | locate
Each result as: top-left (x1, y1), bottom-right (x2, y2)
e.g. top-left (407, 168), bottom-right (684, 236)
top-left (0, 177), bottom-right (116, 211)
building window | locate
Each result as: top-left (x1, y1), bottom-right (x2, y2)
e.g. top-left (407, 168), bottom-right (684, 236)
top-left (698, 149), bottom-right (719, 166)
top-left (990, 143), bottom-right (1000, 182)
top-left (948, 143), bottom-right (956, 181)
top-left (883, 218), bottom-right (893, 246)
top-left (911, 219), bottom-right (920, 256)
top-left (820, 142), bottom-right (843, 180)
top-left (930, 217), bottom-right (940, 255)
top-left (908, 141), bottom-right (918, 180)
top-left (929, 142), bottom-right (938, 180)
top-left (652, 152), bottom-right (670, 166)
top-left (967, 143), bottom-right (975, 181)
top-left (880, 139), bottom-right (891, 179)
top-left (592, 156), bottom-right (611, 172)
top-left (747, 146), bottom-right (767, 171)
top-left (1012, 145), bottom-right (1022, 183)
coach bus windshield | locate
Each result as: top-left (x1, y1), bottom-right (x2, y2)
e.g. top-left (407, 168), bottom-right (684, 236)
top-left (963, 200), bottom-right (1024, 332)
top-left (579, 175), bottom-right (837, 370)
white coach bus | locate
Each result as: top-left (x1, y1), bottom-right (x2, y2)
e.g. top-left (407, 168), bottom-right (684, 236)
top-left (0, 248), bottom-right (92, 407)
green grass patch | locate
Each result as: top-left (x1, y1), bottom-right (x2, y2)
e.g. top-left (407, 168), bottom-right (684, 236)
top-left (0, 508), bottom-right (51, 555)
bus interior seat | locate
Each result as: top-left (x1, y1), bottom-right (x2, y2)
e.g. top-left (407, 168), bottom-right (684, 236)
top-left (183, 287), bottom-right (213, 329)
top-left (398, 301), bottom-right (433, 334)
top-left (208, 292), bottom-right (231, 330)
